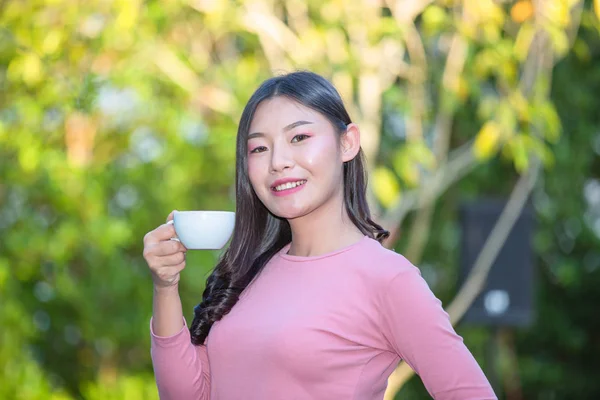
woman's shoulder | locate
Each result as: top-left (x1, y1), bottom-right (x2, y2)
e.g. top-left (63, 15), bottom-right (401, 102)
top-left (353, 237), bottom-right (420, 281)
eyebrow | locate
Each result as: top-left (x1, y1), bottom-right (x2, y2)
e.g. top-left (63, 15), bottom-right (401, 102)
top-left (248, 120), bottom-right (314, 140)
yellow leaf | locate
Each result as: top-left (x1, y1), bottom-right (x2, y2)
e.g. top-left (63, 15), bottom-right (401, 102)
top-left (482, 24), bottom-right (500, 43)
top-left (497, 101), bottom-right (517, 137)
top-left (545, 25), bottom-right (569, 57)
top-left (42, 30), bottom-right (63, 55)
top-left (514, 24), bottom-right (535, 61)
top-left (422, 5), bottom-right (447, 32)
top-left (116, 0), bottom-right (141, 31)
top-left (509, 90), bottom-right (530, 122)
top-left (544, 0), bottom-right (571, 27)
top-left (372, 167), bottom-right (400, 208)
top-left (19, 144), bottom-right (40, 172)
top-left (10, 53), bottom-right (44, 87)
top-left (474, 121), bottom-right (501, 160)
top-left (595, 0), bottom-right (600, 20)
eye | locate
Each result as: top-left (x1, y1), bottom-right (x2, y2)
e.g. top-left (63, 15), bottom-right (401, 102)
top-left (249, 146), bottom-right (268, 154)
top-left (291, 134), bottom-right (310, 143)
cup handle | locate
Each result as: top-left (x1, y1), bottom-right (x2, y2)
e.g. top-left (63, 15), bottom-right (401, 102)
top-left (166, 220), bottom-right (180, 242)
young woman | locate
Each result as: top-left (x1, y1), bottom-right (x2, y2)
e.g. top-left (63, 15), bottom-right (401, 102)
top-left (143, 71), bottom-right (496, 399)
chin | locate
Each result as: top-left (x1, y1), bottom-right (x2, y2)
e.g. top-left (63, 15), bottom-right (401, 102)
top-left (269, 204), bottom-right (313, 220)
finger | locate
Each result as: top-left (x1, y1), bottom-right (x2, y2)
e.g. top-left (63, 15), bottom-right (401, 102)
top-left (144, 222), bottom-right (176, 245)
top-left (152, 240), bottom-right (186, 257)
top-left (151, 222), bottom-right (178, 242)
top-left (157, 263), bottom-right (186, 278)
top-left (172, 261), bottom-right (186, 273)
top-left (159, 252), bottom-right (186, 267)
top-left (166, 220), bottom-right (180, 243)
top-left (166, 210), bottom-right (177, 223)
top-left (164, 261), bottom-right (186, 273)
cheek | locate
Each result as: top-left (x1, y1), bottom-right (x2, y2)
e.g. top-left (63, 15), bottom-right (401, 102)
top-left (302, 136), bottom-right (340, 169)
top-left (247, 158), bottom-right (265, 190)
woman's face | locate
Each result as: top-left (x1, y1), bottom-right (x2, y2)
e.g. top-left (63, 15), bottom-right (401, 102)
top-left (246, 97), bottom-right (350, 220)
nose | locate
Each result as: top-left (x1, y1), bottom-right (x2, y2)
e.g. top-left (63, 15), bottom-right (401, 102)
top-left (270, 143), bottom-right (294, 173)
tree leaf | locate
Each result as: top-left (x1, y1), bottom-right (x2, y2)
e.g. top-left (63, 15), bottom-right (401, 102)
top-left (545, 25), bottom-right (570, 57)
top-left (524, 135), bottom-right (555, 168)
top-left (538, 101), bottom-right (562, 143)
top-left (508, 134), bottom-right (530, 172)
top-left (406, 142), bottom-right (436, 170)
top-left (372, 166), bottom-right (400, 207)
top-left (393, 147), bottom-right (424, 188)
top-left (474, 121), bottom-right (501, 160)
top-left (514, 23), bottom-right (535, 61)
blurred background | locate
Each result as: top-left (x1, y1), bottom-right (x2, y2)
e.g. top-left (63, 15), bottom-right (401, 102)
top-left (1, 0), bottom-right (599, 399)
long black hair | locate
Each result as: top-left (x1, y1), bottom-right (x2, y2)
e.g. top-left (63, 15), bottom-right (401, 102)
top-left (189, 71), bottom-right (389, 345)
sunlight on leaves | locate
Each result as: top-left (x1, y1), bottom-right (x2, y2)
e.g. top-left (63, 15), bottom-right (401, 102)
top-left (7, 53), bottom-right (44, 87)
top-left (514, 23), bottom-right (536, 61)
top-left (422, 5), bottom-right (447, 33)
top-left (392, 143), bottom-right (435, 188)
top-left (373, 166), bottom-right (400, 207)
top-left (395, 155), bottom-right (420, 188)
top-left (546, 24), bottom-right (570, 57)
top-left (0, 0), bottom-right (586, 398)
top-left (534, 101), bottom-right (562, 143)
top-left (506, 134), bottom-right (530, 172)
top-left (0, 258), bottom-right (8, 290)
top-left (474, 121), bottom-right (502, 160)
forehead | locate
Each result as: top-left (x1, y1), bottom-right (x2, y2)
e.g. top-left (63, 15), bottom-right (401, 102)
top-left (249, 97), bottom-right (326, 131)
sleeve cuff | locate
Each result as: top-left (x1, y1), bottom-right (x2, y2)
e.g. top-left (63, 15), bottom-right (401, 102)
top-left (150, 316), bottom-right (190, 348)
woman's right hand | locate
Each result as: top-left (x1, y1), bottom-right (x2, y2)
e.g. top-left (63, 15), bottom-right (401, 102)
top-left (143, 211), bottom-right (188, 290)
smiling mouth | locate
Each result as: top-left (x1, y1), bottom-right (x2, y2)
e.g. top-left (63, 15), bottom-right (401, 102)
top-left (272, 180), bottom-right (307, 192)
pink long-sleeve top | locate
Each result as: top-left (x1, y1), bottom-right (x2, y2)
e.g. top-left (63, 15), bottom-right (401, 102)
top-left (150, 236), bottom-right (496, 399)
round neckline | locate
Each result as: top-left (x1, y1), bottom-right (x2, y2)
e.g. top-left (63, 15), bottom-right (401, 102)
top-left (277, 235), bottom-right (370, 262)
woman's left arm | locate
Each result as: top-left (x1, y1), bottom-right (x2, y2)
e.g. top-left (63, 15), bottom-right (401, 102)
top-left (379, 263), bottom-right (497, 400)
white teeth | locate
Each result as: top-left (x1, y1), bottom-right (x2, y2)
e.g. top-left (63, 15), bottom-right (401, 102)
top-left (274, 180), bottom-right (306, 192)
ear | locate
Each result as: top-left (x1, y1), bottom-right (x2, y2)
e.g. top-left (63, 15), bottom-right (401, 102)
top-left (340, 123), bottom-right (361, 163)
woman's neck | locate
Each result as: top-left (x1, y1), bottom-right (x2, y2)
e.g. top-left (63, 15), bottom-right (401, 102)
top-left (286, 196), bottom-right (365, 257)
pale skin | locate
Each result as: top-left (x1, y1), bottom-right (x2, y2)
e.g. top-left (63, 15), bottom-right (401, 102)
top-left (144, 96), bottom-right (365, 337)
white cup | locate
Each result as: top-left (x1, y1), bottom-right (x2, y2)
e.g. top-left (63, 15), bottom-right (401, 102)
top-left (169, 211), bottom-right (235, 250)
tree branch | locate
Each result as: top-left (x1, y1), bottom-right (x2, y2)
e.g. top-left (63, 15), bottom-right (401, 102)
top-left (402, 22), bottom-right (428, 142)
top-left (386, 0), bottom-right (436, 23)
top-left (152, 43), bottom-right (236, 116)
top-left (446, 159), bottom-right (541, 323)
top-left (382, 139), bottom-right (477, 240)
top-left (240, 6), bottom-right (300, 71)
top-left (403, 27), bottom-right (469, 263)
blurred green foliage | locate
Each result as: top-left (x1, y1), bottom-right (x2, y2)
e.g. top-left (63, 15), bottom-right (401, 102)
top-left (1, 0), bottom-right (599, 399)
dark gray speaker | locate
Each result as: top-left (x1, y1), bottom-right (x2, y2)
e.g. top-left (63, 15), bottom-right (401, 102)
top-left (458, 199), bottom-right (535, 327)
